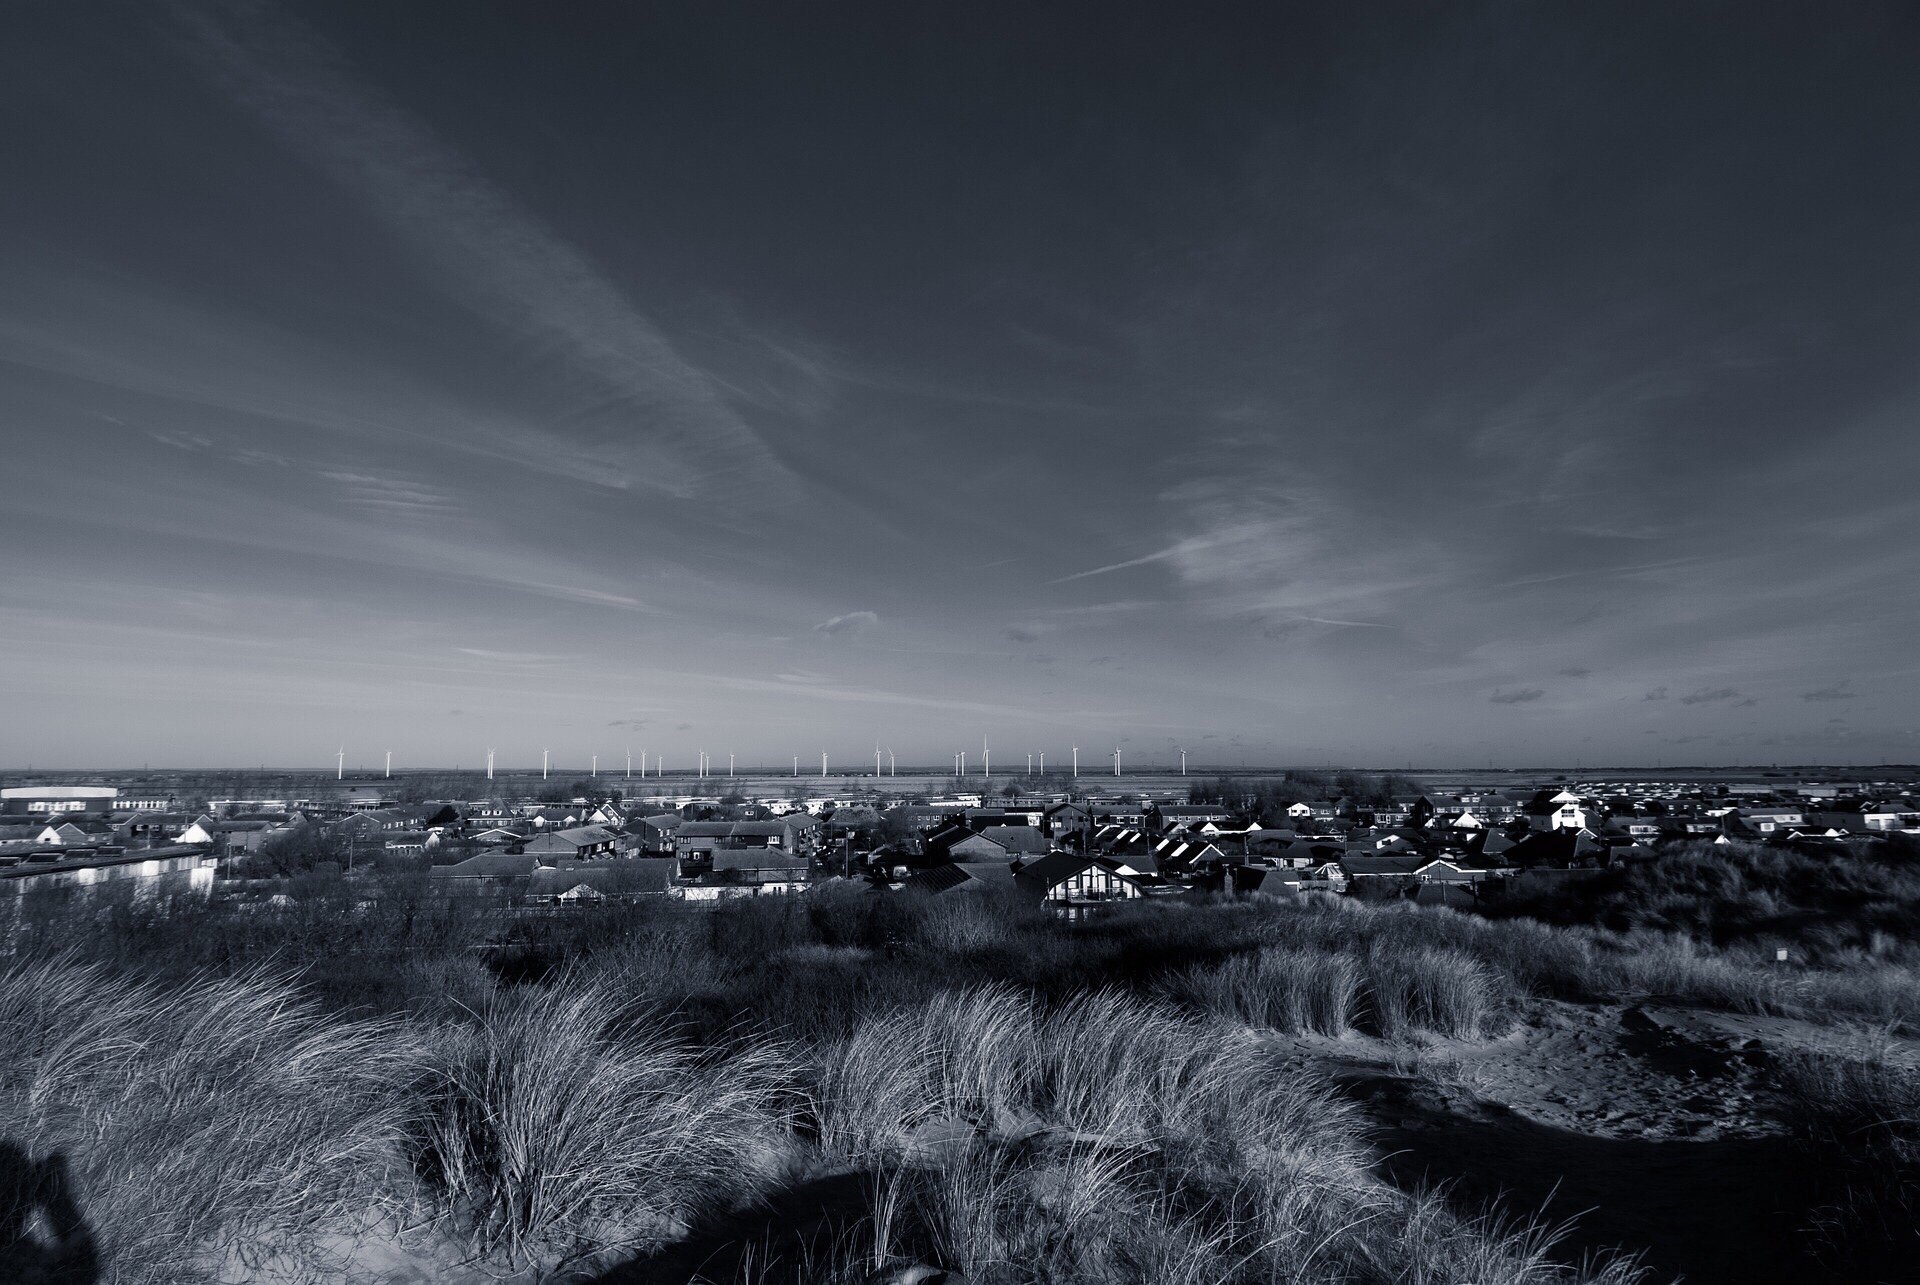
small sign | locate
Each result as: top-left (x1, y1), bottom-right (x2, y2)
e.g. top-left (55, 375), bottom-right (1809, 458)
top-left (1774, 948), bottom-right (1789, 963)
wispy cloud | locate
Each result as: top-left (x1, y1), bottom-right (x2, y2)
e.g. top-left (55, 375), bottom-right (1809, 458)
top-left (1801, 682), bottom-right (1857, 702)
top-left (1679, 687), bottom-right (1742, 705)
top-left (1489, 688), bottom-right (1545, 704)
top-left (1048, 545), bottom-right (1187, 584)
top-left (321, 471), bottom-right (454, 518)
top-left (813, 610), bottom-right (878, 636)
top-left (175, 0), bottom-right (784, 498)
top-left (1644, 687), bottom-right (1669, 700)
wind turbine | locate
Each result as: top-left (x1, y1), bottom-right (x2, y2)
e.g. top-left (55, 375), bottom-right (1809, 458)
top-left (1179, 747), bottom-right (1187, 776)
top-left (887, 746), bottom-right (895, 776)
top-left (1114, 746), bottom-right (1121, 777)
top-left (384, 750), bottom-right (391, 779)
top-left (1027, 752), bottom-right (1033, 776)
top-left (542, 748), bottom-right (549, 779)
top-left (626, 747), bottom-right (632, 779)
top-left (486, 748), bottom-right (494, 781)
top-left (337, 747), bottom-right (344, 780)
top-left (821, 750), bottom-right (828, 779)
top-left (1071, 747), bottom-right (1078, 778)
top-left (591, 755), bottom-right (598, 778)
top-left (729, 752), bottom-right (735, 777)
top-left (876, 745), bottom-right (882, 778)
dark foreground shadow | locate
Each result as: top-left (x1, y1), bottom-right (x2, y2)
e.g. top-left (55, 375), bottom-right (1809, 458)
top-left (0, 1142), bottom-right (100, 1285)
top-left (1361, 1090), bottom-right (1812, 1285)
top-left (589, 1169), bottom-right (876, 1285)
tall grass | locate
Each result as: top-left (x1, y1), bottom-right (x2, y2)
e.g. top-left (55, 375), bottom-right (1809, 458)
top-left (1778, 1043), bottom-right (1920, 1281)
top-left (0, 957), bottom-right (411, 1284)
top-left (797, 987), bottom-right (1639, 1284)
top-left (408, 978), bottom-right (795, 1274)
top-left (1162, 940), bottom-right (1510, 1041)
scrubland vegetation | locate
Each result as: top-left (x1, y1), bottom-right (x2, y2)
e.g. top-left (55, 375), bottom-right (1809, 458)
top-left (3, 846), bottom-right (1917, 1282)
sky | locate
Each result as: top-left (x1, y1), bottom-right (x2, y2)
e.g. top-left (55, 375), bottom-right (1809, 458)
top-left (3, 0), bottom-right (1918, 771)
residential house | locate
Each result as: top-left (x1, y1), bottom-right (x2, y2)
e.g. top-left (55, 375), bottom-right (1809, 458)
top-left (1861, 801), bottom-right (1920, 832)
top-left (1730, 806), bottom-right (1805, 834)
top-left (428, 850), bottom-right (543, 892)
top-left (521, 825), bottom-right (621, 859)
top-left (1530, 791), bottom-right (1603, 832)
top-left (904, 861), bottom-right (1020, 897)
top-left (629, 813), bottom-right (685, 854)
top-left (699, 848), bottom-right (810, 897)
top-left (1013, 852), bottom-right (1145, 918)
top-left (951, 826), bottom-right (1051, 862)
top-left (1044, 802), bottom-right (1092, 838)
top-left (526, 858), bottom-right (675, 902)
top-left (1147, 803), bottom-right (1236, 833)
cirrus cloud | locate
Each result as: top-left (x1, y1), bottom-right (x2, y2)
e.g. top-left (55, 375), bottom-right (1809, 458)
top-left (813, 610), bottom-right (879, 636)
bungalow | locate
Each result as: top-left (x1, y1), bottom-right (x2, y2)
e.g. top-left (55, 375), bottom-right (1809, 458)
top-left (1301, 861), bottom-right (1348, 892)
top-left (951, 826), bottom-right (1051, 861)
top-left (1013, 852), bottom-right (1145, 919)
top-left (526, 858), bottom-right (675, 902)
top-left (904, 861), bottom-right (1020, 897)
top-left (1610, 814), bottom-right (1666, 842)
top-left (703, 848), bottom-right (810, 896)
top-left (1861, 801), bottom-right (1920, 832)
top-left (521, 825), bottom-right (620, 859)
top-left (35, 821), bottom-right (109, 847)
top-left (174, 816), bottom-right (223, 846)
top-left (1731, 806), bottom-right (1805, 834)
top-left (1413, 858), bottom-right (1490, 886)
top-left (427, 849), bottom-right (543, 891)
top-left (1339, 853), bottom-right (1427, 882)
top-left (1228, 863), bottom-right (1302, 898)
